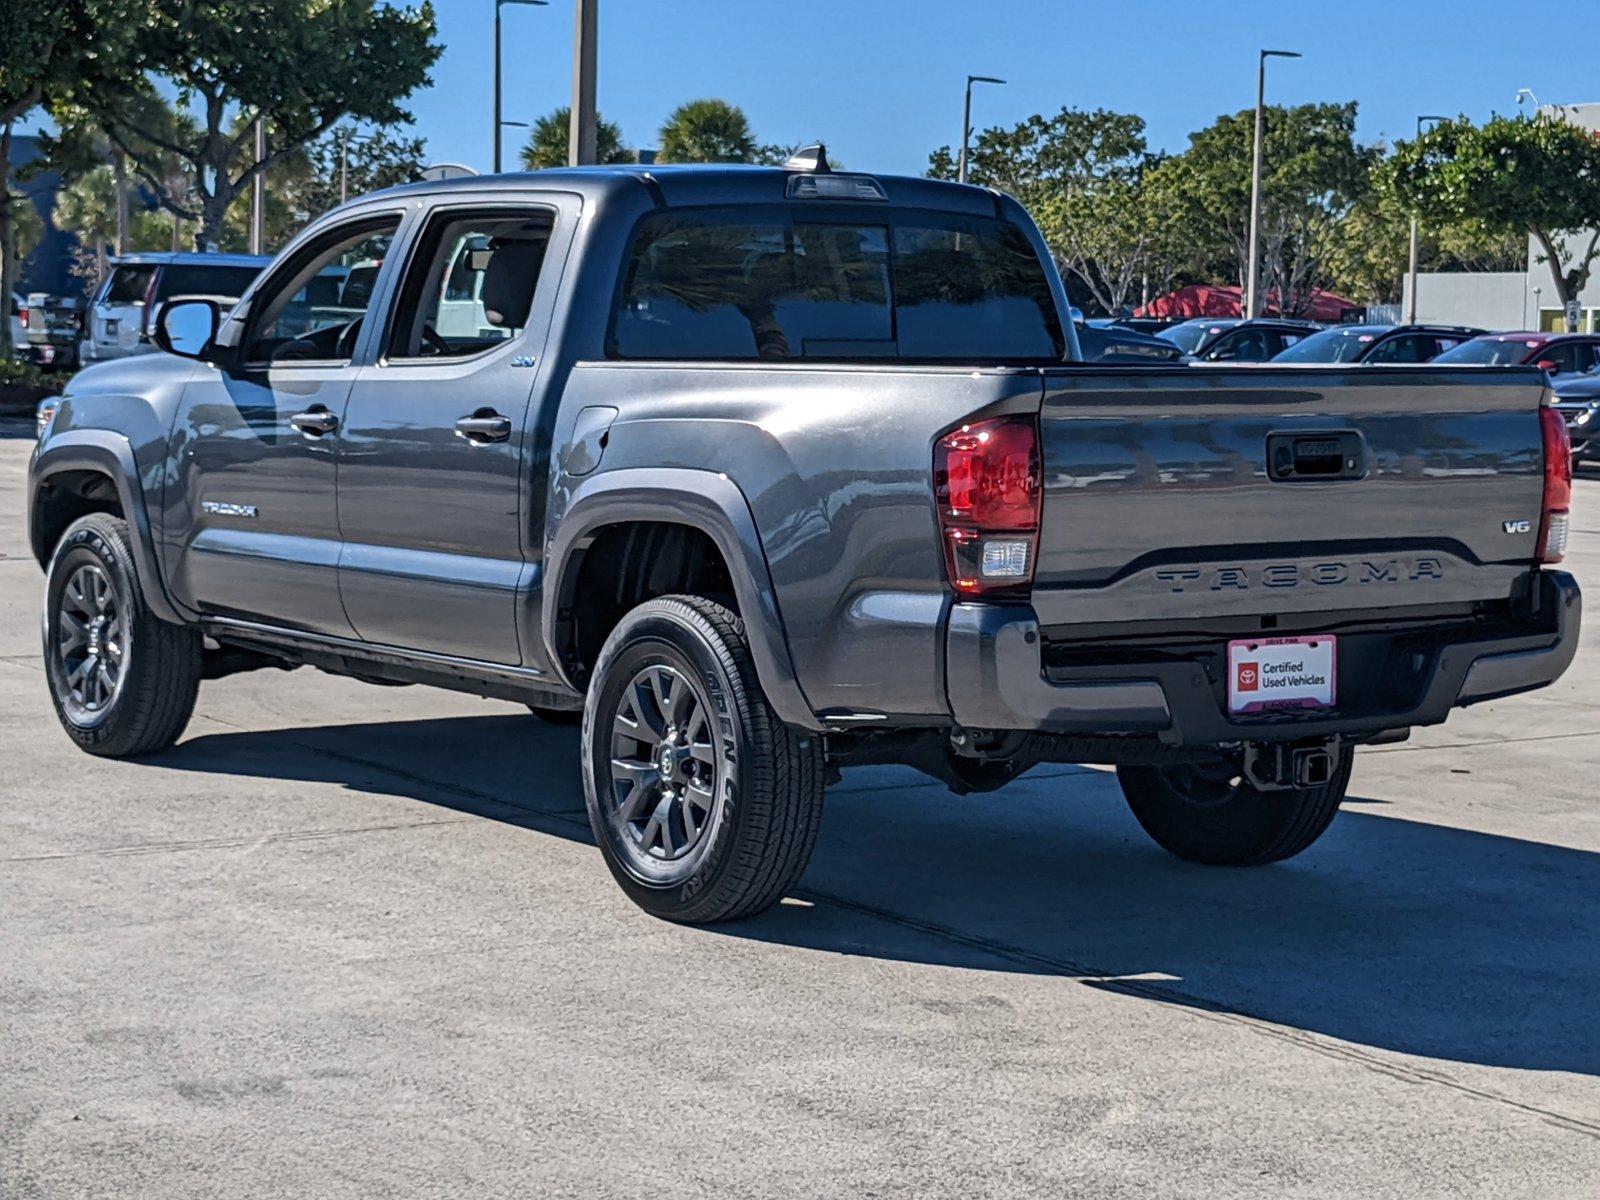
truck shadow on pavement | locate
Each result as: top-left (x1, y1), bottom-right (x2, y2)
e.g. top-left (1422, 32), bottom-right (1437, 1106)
top-left (160, 713), bottom-right (1600, 1079)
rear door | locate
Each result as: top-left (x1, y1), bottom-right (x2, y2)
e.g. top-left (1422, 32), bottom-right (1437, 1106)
top-left (335, 196), bottom-right (571, 664)
top-left (1030, 366), bottom-right (1550, 629)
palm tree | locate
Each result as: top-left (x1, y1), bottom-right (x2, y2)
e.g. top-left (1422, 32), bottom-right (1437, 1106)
top-left (657, 99), bottom-right (757, 164)
top-left (519, 107), bottom-right (632, 170)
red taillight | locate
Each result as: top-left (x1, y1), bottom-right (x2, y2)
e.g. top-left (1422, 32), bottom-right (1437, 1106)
top-left (934, 415), bottom-right (1041, 596)
top-left (1539, 406), bottom-right (1572, 564)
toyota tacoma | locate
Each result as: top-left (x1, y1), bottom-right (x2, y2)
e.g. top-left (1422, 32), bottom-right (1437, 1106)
top-left (29, 153), bottom-right (1581, 922)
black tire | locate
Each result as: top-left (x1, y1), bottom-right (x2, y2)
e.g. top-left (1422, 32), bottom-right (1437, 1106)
top-left (42, 514), bottom-right (202, 758)
top-left (1116, 751), bottom-right (1352, 866)
top-left (526, 704), bottom-right (582, 726)
top-left (581, 595), bottom-right (825, 924)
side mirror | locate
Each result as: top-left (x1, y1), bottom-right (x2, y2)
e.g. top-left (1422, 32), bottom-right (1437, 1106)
top-left (1536, 359), bottom-right (1561, 374)
top-left (154, 299), bottom-right (220, 361)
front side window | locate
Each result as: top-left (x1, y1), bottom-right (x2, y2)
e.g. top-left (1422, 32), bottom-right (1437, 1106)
top-left (243, 219), bottom-right (399, 364)
top-left (386, 210), bottom-right (553, 360)
top-left (1364, 334), bottom-right (1433, 364)
top-left (610, 206), bottom-right (1062, 363)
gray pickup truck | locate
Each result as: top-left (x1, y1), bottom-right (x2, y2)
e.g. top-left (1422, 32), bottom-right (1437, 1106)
top-left (28, 156), bottom-right (1581, 923)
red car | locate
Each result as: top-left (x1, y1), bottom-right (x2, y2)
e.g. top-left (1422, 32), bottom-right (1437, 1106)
top-left (1432, 331), bottom-right (1600, 377)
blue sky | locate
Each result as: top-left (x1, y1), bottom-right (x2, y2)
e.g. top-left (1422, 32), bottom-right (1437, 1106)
top-left (408, 0), bottom-right (1600, 175)
top-left (17, 1), bottom-right (1600, 175)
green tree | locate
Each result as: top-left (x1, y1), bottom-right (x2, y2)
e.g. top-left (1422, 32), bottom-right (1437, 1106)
top-left (1, 0), bottom-right (135, 349)
top-left (1385, 113), bottom-right (1600, 318)
top-left (1153, 102), bottom-right (1376, 316)
top-left (285, 124), bottom-right (428, 222)
top-left (70, 0), bottom-right (441, 250)
top-left (55, 165), bottom-right (176, 261)
top-left (658, 99), bottom-right (758, 164)
top-left (519, 107), bottom-right (631, 169)
top-left (929, 107), bottom-right (1156, 314)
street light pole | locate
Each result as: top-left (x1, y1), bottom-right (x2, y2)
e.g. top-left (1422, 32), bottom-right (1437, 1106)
top-left (250, 119), bottom-right (266, 256)
top-left (1245, 49), bottom-right (1300, 319)
top-left (1405, 114), bottom-right (1449, 325)
top-left (958, 75), bottom-right (1005, 185)
top-left (569, 0), bottom-right (598, 166)
top-left (494, 0), bottom-right (548, 173)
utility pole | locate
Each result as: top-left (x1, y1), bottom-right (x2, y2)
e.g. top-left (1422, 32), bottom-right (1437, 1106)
top-left (958, 75), bottom-right (1004, 185)
top-left (570, 0), bottom-right (598, 165)
top-left (250, 119), bottom-right (266, 256)
top-left (1245, 49), bottom-right (1300, 319)
top-left (1405, 114), bottom-right (1449, 325)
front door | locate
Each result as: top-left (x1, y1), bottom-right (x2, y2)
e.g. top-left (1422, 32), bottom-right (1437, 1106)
top-left (166, 215), bottom-right (403, 635)
top-left (337, 201), bottom-right (565, 664)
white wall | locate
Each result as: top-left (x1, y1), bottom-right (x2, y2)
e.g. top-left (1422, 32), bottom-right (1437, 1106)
top-left (1401, 272), bottom-right (1530, 331)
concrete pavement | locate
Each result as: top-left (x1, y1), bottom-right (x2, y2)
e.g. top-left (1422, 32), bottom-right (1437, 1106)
top-left (2, 415), bottom-right (1597, 1197)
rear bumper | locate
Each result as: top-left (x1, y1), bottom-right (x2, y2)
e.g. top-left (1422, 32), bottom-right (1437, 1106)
top-left (945, 570), bottom-right (1580, 745)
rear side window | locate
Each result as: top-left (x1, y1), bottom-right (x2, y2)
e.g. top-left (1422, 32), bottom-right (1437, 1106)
top-left (104, 266), bottom-right (156, 305)
top-left (156, 265), bottom-right (263, 302)
top-left (610, 206), bottom-right (1062, 363)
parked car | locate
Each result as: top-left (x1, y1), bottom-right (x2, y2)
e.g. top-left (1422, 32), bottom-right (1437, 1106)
top-left (80, 252), bottom-right (270, 365)
top-left (21, 293), bottom-right (86, 371)
top-left (1272, 324), bottom-right (1482, 365)
top-left (1075, 318), bottom-right (1186, 363)
top-left (1157, 317), bottom-right (1322, 362)
top-left (29, 161), bottom-right (1579, 923)
top-left (1550, 371), bottom-right (1600, 464)
top-left (9, 291), bottom-right (25, 349)
top-left (1432, 331), bottom-right (1600, 377)
top-left (1091, 316), bottom-right (1180, 337)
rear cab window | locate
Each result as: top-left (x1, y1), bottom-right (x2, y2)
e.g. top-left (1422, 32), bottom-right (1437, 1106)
top-left (609, 205), bottom-right (1064, 363)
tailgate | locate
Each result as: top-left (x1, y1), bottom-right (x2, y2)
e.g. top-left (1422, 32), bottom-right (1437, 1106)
top-left (1031, 365), bottom-right (1549, 629)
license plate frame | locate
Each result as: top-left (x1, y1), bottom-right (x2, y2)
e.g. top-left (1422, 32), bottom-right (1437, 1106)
top-left (1227, 635), bottom-right (1337, 715)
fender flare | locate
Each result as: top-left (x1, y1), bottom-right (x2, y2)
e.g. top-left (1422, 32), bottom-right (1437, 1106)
top-left (543, 467), bottom-right (821, 731)
top-left (29, 431), bottom-right (190, 626)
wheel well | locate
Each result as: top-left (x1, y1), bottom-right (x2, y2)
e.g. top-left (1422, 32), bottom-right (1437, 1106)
top-left (559, 522), bottom-right (738, 679)
top-left (31, 470), bottom-right (125, 565)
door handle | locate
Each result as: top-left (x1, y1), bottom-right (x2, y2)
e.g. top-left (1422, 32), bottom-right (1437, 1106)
top-left (290, 407), bottom-right (339, 437)
top-left (456, 410), bottom-right (512, 444)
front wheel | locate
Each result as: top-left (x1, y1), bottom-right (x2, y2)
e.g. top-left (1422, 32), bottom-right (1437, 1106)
top-left (1116, 751), bottom-right (1352, 866)
top-left (43, 514), bottom-right (203, 758)
top-left (581, 595), bottom-right (825, 924)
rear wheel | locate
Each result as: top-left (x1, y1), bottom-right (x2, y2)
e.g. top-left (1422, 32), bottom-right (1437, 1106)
top-left (43, 514), bottom-right (202, 758)
top-left (1116, 751), bottom-right (1352, 866)
top-left (581, 595), bottom-right (824, 923)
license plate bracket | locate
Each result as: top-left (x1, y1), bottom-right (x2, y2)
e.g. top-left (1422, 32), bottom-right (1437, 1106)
top-left (1227, 635), bottom-right (1337, 715)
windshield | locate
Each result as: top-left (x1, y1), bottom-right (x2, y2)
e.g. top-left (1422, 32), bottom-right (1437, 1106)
top-left (1272, 326), bottom-right (1382, 364)
top-left (1155, 323), bottom-right (1214, 354)
top-left (1432, 338), bottom-right (1535, 366)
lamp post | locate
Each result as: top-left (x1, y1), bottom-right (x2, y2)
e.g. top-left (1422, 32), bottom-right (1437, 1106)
top-left (499, 120), bottom-right (530, 170)
top-left (494, 0), bottom-right (548, 173)
top-left (1245, 49), bottom-right (1300, 319)
top-left (958, 75), bottom-right (1005, 185)
top-left (337, 128), bottom-right (374, 206)
top-left (1405, 114), bottom-right (1449, 325)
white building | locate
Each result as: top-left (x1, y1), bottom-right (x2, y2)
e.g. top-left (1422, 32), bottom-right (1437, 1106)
top-left (1401, 102), bottom-right (1600, 332)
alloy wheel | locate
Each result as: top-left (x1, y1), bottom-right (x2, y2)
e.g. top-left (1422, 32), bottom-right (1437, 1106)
top-left (56, 563), bottom-right (126, 715)
top-left (607, 664), bottom-right (720, 865)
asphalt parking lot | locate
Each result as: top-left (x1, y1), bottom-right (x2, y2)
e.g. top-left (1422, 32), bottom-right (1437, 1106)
top-left (2, 414), bottom-right (1598, 1198)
